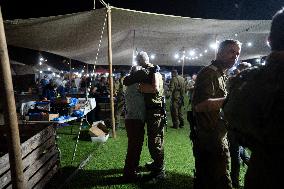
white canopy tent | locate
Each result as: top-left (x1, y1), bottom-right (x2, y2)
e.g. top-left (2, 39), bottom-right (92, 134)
top-left (0, 7), bottom-right (273, 186)
top-left (4, 7), bottom-right (271, 67)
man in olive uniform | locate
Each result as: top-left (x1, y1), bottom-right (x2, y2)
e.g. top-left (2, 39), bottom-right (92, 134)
top-left (226, 62), bottom-right (251, 188)
top-left (224, 8), bottom-right (284, 189)
top-left (124, 51), bottom-right (165, 183)
top-left (114, 71), bottom-right (126, 128)
top-left (168, 70), bottom-right (185, 128)
top-left (192, 39), bottom-right (241, 189)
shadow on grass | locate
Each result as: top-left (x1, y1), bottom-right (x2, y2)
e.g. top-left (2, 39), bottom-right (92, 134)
top-left (58, 167), bottom-right (194, 189)
top-left (45, 166), bottom-right (77, 188)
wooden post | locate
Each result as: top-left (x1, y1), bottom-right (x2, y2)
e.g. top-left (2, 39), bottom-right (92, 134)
top-left (107, 6), bottom-right (116, 138)
top-left (0, 8), bottom-right (27, 189)
top-left (69, 58), bottom-right (72, 83)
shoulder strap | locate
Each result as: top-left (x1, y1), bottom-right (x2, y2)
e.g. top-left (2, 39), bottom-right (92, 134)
top-left (208, 65), bottom-right (218, 71)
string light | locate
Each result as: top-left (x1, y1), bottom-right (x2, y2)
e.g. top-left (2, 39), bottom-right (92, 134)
top-left (131, 20), bottom-right (269, 67)
top-left (247, 42), bottom-right (253, 47)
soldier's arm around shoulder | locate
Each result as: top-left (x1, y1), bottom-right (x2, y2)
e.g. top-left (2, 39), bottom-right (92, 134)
top-left (123, 70), bottom-right (147, 86)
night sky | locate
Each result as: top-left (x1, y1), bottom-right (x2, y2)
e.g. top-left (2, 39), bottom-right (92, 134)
top-left (1, 0), bottom-right (283, 20)
top-left (1, 0), bottom-right (283, 71)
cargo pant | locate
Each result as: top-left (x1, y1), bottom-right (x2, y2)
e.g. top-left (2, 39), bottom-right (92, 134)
top-left (115, 94), bottom-right (125, 128)
top-left (170, 98), bottom-right (184, 128)
top-left (193, 127), bottom-right (232, 189)
top-left (146, 109), bottom-right (165, 174)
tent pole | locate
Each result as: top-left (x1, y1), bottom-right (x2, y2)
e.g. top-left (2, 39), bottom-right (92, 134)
top-left (69, 58), bottom-right (72, 85)
top-left (107, 6), bottom-right (116, 138)
top-left (0, 8), bottom-right (27, 189)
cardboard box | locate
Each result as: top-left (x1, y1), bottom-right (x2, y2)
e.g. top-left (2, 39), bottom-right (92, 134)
top-left (89, 121), bottom-right (109, 143)
top-left (91, 134), bottom-right (109, 143)
top-left (47, 114), bottom-right (59, 121)
top-left (89, 127), bottom-right (106, 137)
top-left (93, 121), bottom-right (109, 134)
top-left (29, 113), bottom-right (59, 121)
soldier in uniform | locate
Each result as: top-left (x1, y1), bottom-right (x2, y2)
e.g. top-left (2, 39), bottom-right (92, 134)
top-left (168, 70), bottom-right (185, 128)
top-left (124, 51), bottom-right (165, 183)
top-left (114, 71), bottom-right (126, 128)
top-left (226, 62), bottom-right (251, 188)
top-left (122, 66), bottom-right (146, 182)
top-left (192, 39), bottom-right (241, 189)
top-left (224, 8), bottom-right (284, 189)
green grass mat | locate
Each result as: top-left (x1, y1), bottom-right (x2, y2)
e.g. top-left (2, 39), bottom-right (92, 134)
top-left (47, 99), bottom-right (247, 189)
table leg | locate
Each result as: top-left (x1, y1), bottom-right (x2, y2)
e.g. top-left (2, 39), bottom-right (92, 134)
top-left (71, 117), bottom-right (84, 163)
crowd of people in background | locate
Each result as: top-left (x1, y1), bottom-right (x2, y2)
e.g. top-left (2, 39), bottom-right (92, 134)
top-left (20, 7), bottom-right (284, 188)
top-left (119, 6), bottom-right (283, 189)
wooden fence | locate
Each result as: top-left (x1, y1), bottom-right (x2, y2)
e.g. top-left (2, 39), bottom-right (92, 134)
top-left (0, 125), bottom-right (60, 189)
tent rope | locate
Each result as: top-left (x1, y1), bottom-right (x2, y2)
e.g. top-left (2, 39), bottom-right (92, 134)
top-left (99, 0), bottom-right (108, 7)
top-left (93, 11), bottom-right (107, 72)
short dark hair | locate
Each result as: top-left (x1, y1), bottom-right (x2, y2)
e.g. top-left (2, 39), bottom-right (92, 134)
top-left (270, 7), bottom-right (284, 51)
top-left (172, 69), bottom-right (178, 76)
top-left (217, 39), bottom-right (242, 54)
top-left (120, 71), bottom-right (126, 77)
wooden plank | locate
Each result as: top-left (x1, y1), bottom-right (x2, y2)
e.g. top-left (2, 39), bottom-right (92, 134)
top-left (21, 125), bottom-right (54, 158)
top-left (0, 138), bottom-right (56, 188)
top-left (33, 163), bottom-right (59, 189)
top-left (0, 154), bottom-right (9, 175)
top-left (5, 183), bottom-right (12, 189)
top-left (27, 154), bottom-right (59, 188)
top-left (24, 145), bottom-right (58, 180)
top-left (0, 125), bottom-right (54, 175)
top-left (22, 136), bottom-right (55, 170)
top-left (0, 169), bottom-right (11, 189)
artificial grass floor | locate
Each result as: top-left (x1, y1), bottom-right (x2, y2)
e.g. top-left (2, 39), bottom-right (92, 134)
top-left (47, 114), bottom-right (247, 189)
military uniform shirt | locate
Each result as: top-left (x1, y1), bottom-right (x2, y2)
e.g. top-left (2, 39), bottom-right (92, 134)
top-left (193, 61), bottom-right (227, 130)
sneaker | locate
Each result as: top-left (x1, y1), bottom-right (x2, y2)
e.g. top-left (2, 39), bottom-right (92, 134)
top-left (145, 171), bottom-right (166, 184)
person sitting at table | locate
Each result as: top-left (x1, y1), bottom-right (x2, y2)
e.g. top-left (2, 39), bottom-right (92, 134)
top-left (87, 86), bottom-right (101, 123)
top-left (95, 76), bottom-right (110, 98)
top-left (41, 80), bottom-right (58, 101)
